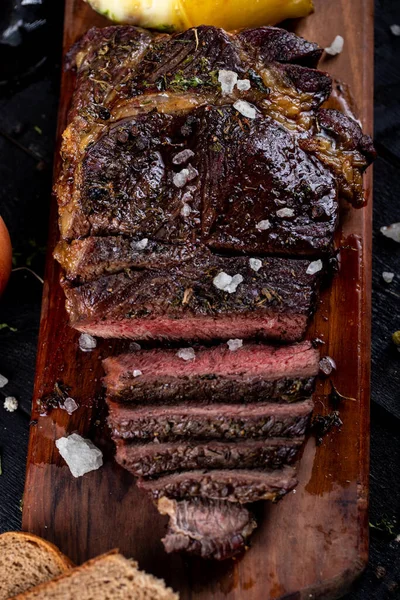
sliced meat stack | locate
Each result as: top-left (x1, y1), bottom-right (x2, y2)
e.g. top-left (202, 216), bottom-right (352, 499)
top-left (103, 341), bottom-right (318, 558)
top-left (56, 23), bottom-right (375, 560)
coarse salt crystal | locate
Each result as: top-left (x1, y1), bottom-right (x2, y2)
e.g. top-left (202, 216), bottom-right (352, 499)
top-left (218, 69), bottom-right (238, 95)
top-left (213, 272), bottom-right (243, 294)
top-left (276, 207), bottom-right (294, 218)
top-left (382, 271), bottom-right (394, 283)
top-left (181, 203), bottom-right (191, 217)
top-left (325, 35), bottom-right (344, 56)
top-left (177, 347), bottom-right (195, 361)
top-left (4, 397), bottom-right (18, 412)
top-left (319, 356), bottom-right (336, 376)
top-left (56, 434), bottom-right (103, 478)
top-left (249, 258), bottom-right (262, 272)
top-left (136, 238), bottom-right (148, 250)
top-left (173, 169), bottom-right (190, 188)
top-left (381, 223), bottom-right (400, 242)
top-left (133, 370), bottom-right (143, 377)
top-left (236, 79), bottom-right (251, 91)
top-left (173, 165), bottom-right (198, 188)
top-left (186, 164), bottom-right (198, 181)
top-left (79, 333), bottom-right (97, 352)
top-left (172, 149), bottom-right (195, 165)
top-left (63, 397), bottom-right (78, 415)
top-left (233, 100), bottom-right (257, 119)
top-left (390, 24), bottom-right (400, 36)
top-left (256, 219), bottom-right (271, 231)
top-left (181, 190), bottom-right (193, 203)
top-left (306, 260), bottom-right (323, 275)
top-left (0, 374), bottom-right (8, 388)
top-left (227, 339), bottom-right (243, 352)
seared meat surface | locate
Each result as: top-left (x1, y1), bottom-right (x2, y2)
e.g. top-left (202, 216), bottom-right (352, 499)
top-left (139, 466), bottom-right (298, 503)
top-left (61, 252), bottom-right (320, 342)
top-left (108, 398), bottom-right (314, 441)
top-left (58, 24), bottom-right (375, 560)
top-left (115, 438), bottom-right (303, 477)
top-left (55, 24), bottom-right (375, 341)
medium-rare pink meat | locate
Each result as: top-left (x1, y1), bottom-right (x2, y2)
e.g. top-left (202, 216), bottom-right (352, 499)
top-left (158, 497), bottom-right (257, 560)
top-left (139, 466), bottom-right (298, 503)
top-left (115, 438), bottom-right (304, 477)
top-left (107, 399), bottom-right (314, 441)
top-left (62, 255), bottom-right (320, 342)
top-left (103, 341), bottom-right (319, 404)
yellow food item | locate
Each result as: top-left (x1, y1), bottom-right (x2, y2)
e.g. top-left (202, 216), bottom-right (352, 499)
top-left (86, 0), bottom-right (314, 31)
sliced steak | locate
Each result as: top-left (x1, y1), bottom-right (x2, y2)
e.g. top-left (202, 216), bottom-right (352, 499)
top-left (54, 237), bottom-right (195, 283)
top-left (107, 399), bottom-right (314, 441)
top-left (103, 341), bottom-right (319, 404)
top-left (158, 497), bottom-right (257, 560)
top-left (139, 466), bottom-right (298, 503)
top-left (62, 254), bottom-right (320, 342)
top-left (115, 438), bottom-right (304, 477)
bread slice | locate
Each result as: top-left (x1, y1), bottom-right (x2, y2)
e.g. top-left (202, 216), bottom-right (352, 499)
top-left (0, 531), bottom-right (73, 600)
top-left (11, 550), bottom-right (179, 599)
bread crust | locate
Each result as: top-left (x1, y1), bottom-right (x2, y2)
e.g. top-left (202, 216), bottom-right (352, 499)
top-left (0, 531), bottom-right (74, 572)
top-left (10, 550), bottom-right (178, 600)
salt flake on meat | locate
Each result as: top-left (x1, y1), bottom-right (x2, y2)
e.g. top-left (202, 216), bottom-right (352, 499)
top-left (172, 149), bottom-right (195, 165)
top-left (177, 347), bottom-right (195, 361)
top-left (213, 272), bottom-right (243, 293)
top-left (218, 69), bottom-right (238, 94)
top-left (233, 100), bottom-right (257, 119)
top-left (256, 220), bottom-right (271, 231)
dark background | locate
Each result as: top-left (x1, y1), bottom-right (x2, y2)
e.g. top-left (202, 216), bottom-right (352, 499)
top-left (0, 1), bottom-right (399, 598)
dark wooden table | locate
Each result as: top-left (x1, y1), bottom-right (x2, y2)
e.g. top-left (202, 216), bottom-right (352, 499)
top-left (0, 1), bottom-right (399, 597)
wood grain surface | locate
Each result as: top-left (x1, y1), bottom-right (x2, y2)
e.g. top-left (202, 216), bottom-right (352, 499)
top-left (22, 0), bottom-right (374, 598)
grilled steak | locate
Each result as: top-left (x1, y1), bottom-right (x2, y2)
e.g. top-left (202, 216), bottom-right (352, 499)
top-left (55, 24), bottom-right (375, 341)
top-left (158, 497), bottom-right (257, 560)
top-left (139, 466), bottom-right (298, 503)
top-left (107, 399), bottom-right (313, 441)
top-left (115, 438), bottom-right (303, 477)
top-left (62, 253), bottom-right (320, 342)
top-left (103, 341), bottom-right (319, 404)
top-left (56, 24), bottom-right (376, 559)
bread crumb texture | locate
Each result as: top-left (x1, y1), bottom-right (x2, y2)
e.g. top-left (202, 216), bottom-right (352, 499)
top-left (10, 552), bottom-right (179, 600)
top-left (0, 532), bottom-right (71, 600)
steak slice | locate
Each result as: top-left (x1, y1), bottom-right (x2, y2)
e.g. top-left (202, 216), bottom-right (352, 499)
top-left (103, 341), bottom-right (319, 404)
top-left (139, 466), bottom-right (298, 503)
top-left (54, 237), bottom-right (195, 283)
top-left (158, 497), bottom-right (257, 560)
top-left (115, 438), bottom-right (304, 477)
top-left (107, 399), bottom-right (314, 441)
top-left (62, 254), bottom-right (320, 342)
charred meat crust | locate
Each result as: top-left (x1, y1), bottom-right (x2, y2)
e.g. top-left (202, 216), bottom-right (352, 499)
top-left (62, 254), bottom-right (320, 342)
top-left (55, 25), bottom-right (375, 341)
top-left (107, 399), bottom-right (314, 441)
top-left (115, 438), bottom-right (304, 477)
top-left (139, 467), bottom-right (298, 503)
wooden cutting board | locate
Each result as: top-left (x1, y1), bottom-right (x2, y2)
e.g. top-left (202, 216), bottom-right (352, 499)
top-left (22, 0), bottom-right (374, 598)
